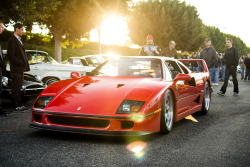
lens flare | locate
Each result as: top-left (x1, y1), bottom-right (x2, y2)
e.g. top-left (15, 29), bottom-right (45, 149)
top-left (126, 141), bottom-right (147, 159)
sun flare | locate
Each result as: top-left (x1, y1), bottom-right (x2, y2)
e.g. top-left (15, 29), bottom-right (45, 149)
top-left (90, 15), bottom-right (129, 46)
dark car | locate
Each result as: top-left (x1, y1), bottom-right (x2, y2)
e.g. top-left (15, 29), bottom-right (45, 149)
top-left (1, 71), bottom-right (46, 101)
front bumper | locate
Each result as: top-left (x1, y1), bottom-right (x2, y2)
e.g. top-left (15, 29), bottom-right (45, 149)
top-left (29, 109), bottom-right (160, 136)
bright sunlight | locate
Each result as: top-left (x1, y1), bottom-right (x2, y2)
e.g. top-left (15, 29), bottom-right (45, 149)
top-left (90, 15), bottom-right (130, 46)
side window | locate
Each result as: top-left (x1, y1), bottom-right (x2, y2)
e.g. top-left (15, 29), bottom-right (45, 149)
top-left (165, 60), bottom-right (183, 79)
top-left (178, 62), bottom-right (190, 74)
top-left (163, 64), bottom-right (172, 81)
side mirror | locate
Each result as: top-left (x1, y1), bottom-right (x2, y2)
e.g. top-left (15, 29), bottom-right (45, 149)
top-left (71, 72), bottom-right (81, 79)
top-left (174, 74), bottom-right (191, 81)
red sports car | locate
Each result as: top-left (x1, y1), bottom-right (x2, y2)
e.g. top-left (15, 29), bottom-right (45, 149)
top-left (30, 56), bottom-right (211, 135)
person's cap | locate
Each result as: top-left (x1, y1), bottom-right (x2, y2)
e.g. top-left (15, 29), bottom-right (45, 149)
top-left (204, 38), bottom-right (211, 42)
top-left (147, 35), bottom-right (153, 40)
top-left (169, 41), bottom-right (176, 45)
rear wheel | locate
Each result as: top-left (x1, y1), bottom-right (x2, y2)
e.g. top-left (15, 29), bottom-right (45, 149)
top-left (44, 78), bottom-right (59, 86)
top-left (200, 81), bottom-right (210, 115)
top-left (160, 89), bottom-right (174, 134)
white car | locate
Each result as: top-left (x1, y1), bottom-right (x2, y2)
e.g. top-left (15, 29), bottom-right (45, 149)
top-left (3, 50), bottom-right (86, 85)
top-left (62, 55), bottom-right (106, 75)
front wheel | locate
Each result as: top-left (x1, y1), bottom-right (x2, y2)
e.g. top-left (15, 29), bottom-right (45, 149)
top-left (160, 89), bottom-right (175, 134)
top-left (200, 81), bottom-right (211, 115)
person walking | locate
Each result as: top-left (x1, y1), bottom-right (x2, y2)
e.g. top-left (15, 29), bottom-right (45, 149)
top-left (213, 52), bottom-right (222, 85)
top-left (244, 53), bottom-right (250, 81)
top-left (200, 38), bottom-right (218, 86)
top-left (239, 55), bottom-right (246, 80)
top-left (139, 35), bottom-right (161, 56)
top-left (218, 38), bottom-right (239, 96)
top-left (161, 41), bottom-right (178, 59)
top-left (0, 20), bottom-right (8, 116)
top-left (7, 23), bottom-right (30, 111)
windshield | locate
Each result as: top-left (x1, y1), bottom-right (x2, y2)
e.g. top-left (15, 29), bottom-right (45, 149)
top-left (92, 58), bottom-right (163, 78)
top-left (27, 52), bottom-right (59, 65)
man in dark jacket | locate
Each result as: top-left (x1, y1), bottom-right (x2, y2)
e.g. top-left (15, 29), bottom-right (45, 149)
top-left (200, 38), bottom-right (218, 86)
top-left (7, 23), bottom-right (30, 111)
top-left (161, 41), bottom-right (178, 59)
top-left (244, 53), bottom-right (250, 81)
top-left (218, 38), bottom-right (239, 96)
top-left (0, 20), bottom-right (8, 116)
top-left (139, 35), bottom-right (161, 56)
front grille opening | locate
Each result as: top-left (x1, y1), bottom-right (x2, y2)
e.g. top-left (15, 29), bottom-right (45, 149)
top-left (121, 121), bottom-right (134, 129)
top-left (48, 116), bottom-right (110, 128)
top-left (33, 114), bottom-right (42, 122)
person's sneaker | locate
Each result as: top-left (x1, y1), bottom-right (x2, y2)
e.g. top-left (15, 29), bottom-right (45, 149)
top-left (214, 83), bottom-right (218, 86)
top-left (13, 106), bottom-right (25, 112)
top-left (0, 111), bottom-right (8, 116)
top-left (233, 92), bottom-right (239, 96)
top-left (217, 91), bottom-right (225, 96)
top-left (20, 106), bottom-right (29, 111)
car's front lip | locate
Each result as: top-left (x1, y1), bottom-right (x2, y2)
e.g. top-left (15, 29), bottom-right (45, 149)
top-left (29, 123), bottom-right (152, 136)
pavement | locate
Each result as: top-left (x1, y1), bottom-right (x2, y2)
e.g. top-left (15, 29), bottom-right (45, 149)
top-left (0, 75), bottom-right (250, 167)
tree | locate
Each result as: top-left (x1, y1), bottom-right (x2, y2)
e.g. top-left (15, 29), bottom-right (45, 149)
top-left (0, 0), bottom-right (60, 30)
top-left (203, 25), bottom-right (248, 55)
top-left (42, 0), bottom-right (129, 62)
top-left (128, 0), bottom-right (203, 51)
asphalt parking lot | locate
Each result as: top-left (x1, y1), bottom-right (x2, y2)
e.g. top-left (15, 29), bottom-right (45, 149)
top-left (1, 75), bottom-right (250, 167)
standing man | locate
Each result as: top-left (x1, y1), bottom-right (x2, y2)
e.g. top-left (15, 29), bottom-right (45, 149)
top-left (200, 38), bottom-right (218, 86)
top-left (139, 35), bottom-right (161, 56)
top-left (0, 20), bottom-right (8, 116)
top-left (7, 23), bottom-right (30, 111)
top-left (197, 46), bottom-right (203, 59)
top-left (161, 41), bottom-right (178, 59)
top-left (218, 38), bottom-right (239, 96)
top-left (244, 53), bottom-right (250, 81)
top-left (239, 55), bottom-right (246, 80)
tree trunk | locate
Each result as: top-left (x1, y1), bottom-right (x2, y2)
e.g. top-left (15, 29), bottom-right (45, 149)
top-left (54, 33), bottom-right (63, 63)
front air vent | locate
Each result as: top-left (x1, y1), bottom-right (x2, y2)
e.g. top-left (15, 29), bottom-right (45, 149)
top-left (83, 83), bottom-right (90, 87)
top-left (117, 84), bottom-right (125, 88)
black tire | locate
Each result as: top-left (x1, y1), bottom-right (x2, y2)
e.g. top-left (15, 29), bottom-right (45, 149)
top-left (160, 89), bottom-right (175, 134)
top-left (200, 81), bottom-right (211, 115)
top-left (44, 78), bottom-right (59, 86)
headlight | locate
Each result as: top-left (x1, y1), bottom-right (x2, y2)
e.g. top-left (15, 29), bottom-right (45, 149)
top-left (34, 96), bottom-right (54, 109)
top-left (2, 77), bottom-right (8, 87)
top-left (34, 75), bottom-right (41, 81)
top-left (117, 100), bottom-right (145, 114)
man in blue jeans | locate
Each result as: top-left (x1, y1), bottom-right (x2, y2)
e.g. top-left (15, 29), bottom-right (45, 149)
top-left (200, 38), bottom-right (218, 86)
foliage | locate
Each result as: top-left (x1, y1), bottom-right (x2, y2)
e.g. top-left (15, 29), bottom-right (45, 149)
top-left (0, 0), bottom-right (60, 30)
top-left (204, 25), bottom-right (248, 55)
top-left (128, 0), bottom-right (203, 51)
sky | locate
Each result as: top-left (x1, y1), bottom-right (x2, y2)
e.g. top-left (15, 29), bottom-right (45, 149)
top-left (180, 0), bottom-right (250, 46)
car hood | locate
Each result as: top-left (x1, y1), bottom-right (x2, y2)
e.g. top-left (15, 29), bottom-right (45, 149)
top-left (43, 76), bottom-right (166, 116)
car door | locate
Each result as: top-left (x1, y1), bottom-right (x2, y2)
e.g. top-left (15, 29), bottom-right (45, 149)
top-left (166, 60), bottom-right (196, 115)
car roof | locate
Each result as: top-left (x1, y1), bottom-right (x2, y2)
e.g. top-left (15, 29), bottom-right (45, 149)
top-left (2, 50), bottom-right (48, 55)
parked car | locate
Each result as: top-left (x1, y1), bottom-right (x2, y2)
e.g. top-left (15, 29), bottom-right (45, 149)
top-left (30, 56), bottom-right (211, 136)
top-left (3, 50), bottom-right (86, 85)
top-left (62, 55), bottom-right (106, 75)
top-left (1, 71), bottom-right (46, 101)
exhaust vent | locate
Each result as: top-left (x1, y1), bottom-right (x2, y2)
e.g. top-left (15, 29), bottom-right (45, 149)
top-left (83, 83), bottom-right (90, 87)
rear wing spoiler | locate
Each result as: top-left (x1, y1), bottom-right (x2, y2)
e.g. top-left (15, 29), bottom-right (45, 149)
top-left (178, 59), bottom-right (209, 73)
